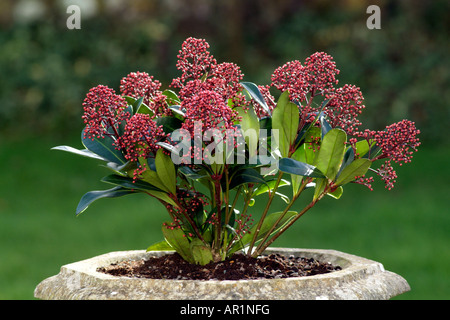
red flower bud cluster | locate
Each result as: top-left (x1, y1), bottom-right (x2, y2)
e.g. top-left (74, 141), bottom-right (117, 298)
top-left (373, 120), bottom-right (420, 190)
top-left (181, 90), bottom-right (237, 135)
top-left (352, 120), bottom-right (420, 190)
top-left (303, 52), bottom-right (340, 95)
top-left (271, 60), bottom-right (306, 102)
top-left (171, 37), bottom-right (217, 88)
top-left (82, 85), bottom-right (129, 140)
top-left (117, 113), bottom-right (166, 163)
top-left (120, 71), bottom-right (161, 104)
top-left (271, 52), bottom-right (339, 103)
top-left (374, 119), bottom-right (421, 165)
top-left (325, 84), bottom-right (365, 135)
top-left (171, 37), bottom-right (245, 108)
top-left (120, 71), bottom-right (171, 116)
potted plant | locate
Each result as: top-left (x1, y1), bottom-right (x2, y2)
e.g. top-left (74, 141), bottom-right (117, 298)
top-left (35, 37), bottom-right (419, 300)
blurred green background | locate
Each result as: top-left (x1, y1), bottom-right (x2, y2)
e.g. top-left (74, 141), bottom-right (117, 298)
top-left (0, 0), bottom-right (448, 300)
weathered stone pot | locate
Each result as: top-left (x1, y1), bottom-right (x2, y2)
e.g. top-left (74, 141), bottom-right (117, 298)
top-left (34, 247), bottom-right (410, 300)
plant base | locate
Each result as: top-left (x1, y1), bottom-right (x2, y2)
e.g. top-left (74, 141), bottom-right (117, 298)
top-left (34, 248), bottom-right (410, 300)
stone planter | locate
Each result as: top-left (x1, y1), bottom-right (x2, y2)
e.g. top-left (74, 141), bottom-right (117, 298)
top-left (34, 247), bottom-right (410, 300)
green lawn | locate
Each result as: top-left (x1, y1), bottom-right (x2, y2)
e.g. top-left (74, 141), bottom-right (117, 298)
top-left (0, 134), bottom-right (448, 299)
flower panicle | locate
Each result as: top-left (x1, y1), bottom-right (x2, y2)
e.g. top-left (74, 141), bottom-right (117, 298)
top-left (117, 113), bottom-right (166, 163)
top-left (81, 85), bottom-right (129, 140)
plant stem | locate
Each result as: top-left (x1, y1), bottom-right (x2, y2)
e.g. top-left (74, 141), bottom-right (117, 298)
top-left (254, 186), bottom-right (327, 256)
top-left (247, 171), bottom-right (283, 256)
top-left (225, 185), bottom-right (253, 253)
top-left (253, 178), bottom-right (309, 256)
top-left (213, 178), bottom-right (222, 254)
top-left (171, 195), bottom-right (206, 243)
top-left (229, 186), bottom-right (242, 217)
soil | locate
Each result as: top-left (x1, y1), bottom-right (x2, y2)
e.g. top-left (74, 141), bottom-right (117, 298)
top-left (97, 252), bottom-right (342, 281)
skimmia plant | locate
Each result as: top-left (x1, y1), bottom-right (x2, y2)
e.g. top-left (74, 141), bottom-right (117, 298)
top-left (54, 37), bottom-right (420, 265)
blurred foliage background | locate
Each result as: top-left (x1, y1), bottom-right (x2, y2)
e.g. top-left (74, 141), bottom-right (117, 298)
top-left (0, 0), bottom-right (449, 300)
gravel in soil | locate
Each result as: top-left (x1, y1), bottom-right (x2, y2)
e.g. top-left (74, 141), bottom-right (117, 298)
top-left (97, 253), bottom-right (342, 280)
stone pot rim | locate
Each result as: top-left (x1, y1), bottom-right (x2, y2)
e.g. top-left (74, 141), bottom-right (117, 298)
top-left (34, 247), bottom-right (411, 300)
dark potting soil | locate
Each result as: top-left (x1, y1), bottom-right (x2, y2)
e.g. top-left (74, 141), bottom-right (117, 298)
top-left (97, 253), bottom-right (341, 281)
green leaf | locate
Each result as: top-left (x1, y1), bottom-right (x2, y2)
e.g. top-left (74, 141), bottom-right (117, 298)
top-left (81, 127), bottom-right (127, 165)
top-left (76, 186), bottom-right (136, 215)
top-left (136, 103), bottom-right (153, 115)
top-left (178, 166), bottom-right (209, 180)
top-left (290, 146), bottom-right (306, 194)
top-left (252, 179), bottom-right (290, 197)
top-left (278, 158), bottom-right (326, 178)
top-left (235, 106), bottom-right (259, 158)
top-left (133, 96), bottom-right (154, 116)
top-left (190, 238), bottom-right (213, 265)
top-left (155, 116), bottom-right (183, 134)
top-left (124, 95), bottom-right (138, 106)
top-left (327, 186), bottom-right (343, 199)
top-left (162, 225), bottom-right (194, 264)
top-left (259, 117), bottom-right (272, 131)
top-left (168, 105), bottom-right (185, 118)
top-left (272, 91), bottom-right (299, 157)
top-left (51, 145), bottom-right (108, 161)
top-left (335, 158), bottom-right (372, 186)
top-left (146, 240), bottom-right (174, 252)
top-left (313, 178), bottom-right (328, 201)
top-left (241, 82), bottom-right (271, 116)
top-left (339, 146), bottom-right (355, 175)
top-left (162, 89), bottom-right (181, 105)
top-left (138, 157), bottom-right (171, 193)
top-left (313, 128), bottom-right (347, 180)
top-left (319, 112), bottom-right (332, 139)
top-left (101, 174), bottom-right (163, 192)
top-left (155, 148), bottom-right (177, 195)
top-left (228, 168), bottom-right (267, 190)
top-left (147, 190), bottom-right (178, 207)
top-left (123, 95), bottom-right (154, 116)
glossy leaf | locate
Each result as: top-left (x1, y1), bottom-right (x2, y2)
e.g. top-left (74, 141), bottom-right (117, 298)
top-left (190, 238), bottom-right (213, 265)
top-left (252, 179), bottom-right (290, 197)
top-left (146, 240), bottom-right (174, 252)
top-left (228, 168), bottom-right (267, 190)
top-left (335, 158), bottom-right (372, 186)
top-left (155, 148), bottom-right (177, 195)
top-left (147, 190), bottom-right (178, 207)
top-left (319, 112), bottom-right (332, 139)
top-left (241, 82), bottom-right (271, 116)
top-left (51, 145), bottom-right (108, 161)
top-left (168, 105), bottom-right (186, 118)
top-left (155, 116), bottom-right (183, 134)
top-left (76, 186), bottom-right (136, 215)
top-left (101, 174), bottom-right (163, 192)
top-left (124, 95), bottom-right (154, 116)
top-left (272, 91), bottom-right (299, 157)
top-left (313, 128), bottom-right (347, 180)
top-left (81, 127), bottom-right (127, 164)
top-left (327, 186), bottom-right (343, 199)
top-left (178, 166), bottom-right (208, 180)
top-left (353, 140), bottom-right (369, 158)
top-left (313, 178), bottom-right (328, 201)
top-left (339, 146), bottom-right (355, 175)
top-left (235, 106), bottom-right (259, 158)
top-left (278, 158), bottom-right (326, 178)
top-left (162, 89), bottom-right (181, 105)
top-left (138, 157), bottom-right (171, 193)
top-left (162, 225), bottom-right (194, 264)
